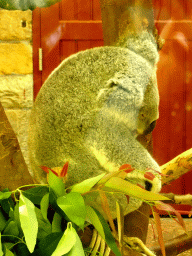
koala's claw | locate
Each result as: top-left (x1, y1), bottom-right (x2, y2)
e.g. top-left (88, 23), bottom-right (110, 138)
top-left (88, 229), bottom-right (111, 256)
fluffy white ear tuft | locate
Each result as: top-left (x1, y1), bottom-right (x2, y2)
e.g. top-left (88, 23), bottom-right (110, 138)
top-left (107, 74), bottom-right (145, 109)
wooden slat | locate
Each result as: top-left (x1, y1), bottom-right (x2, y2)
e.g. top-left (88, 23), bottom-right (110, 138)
top-left (60, 0), bottom-right (76, 20)
top-left (77, 0), bottom-right (92, 20)
top-left (92, 0), bottom-right (102, 20)
top-left (32, 7), bottom-right (42, 99)
top-left (60, 41), bottom-right (77, 61)
top-left (41, 3), bottom-right (61, 84)
top-left (59, 21), bottom-right (103, 40)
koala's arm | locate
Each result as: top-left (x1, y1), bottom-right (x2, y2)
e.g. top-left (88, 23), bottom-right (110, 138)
top-left (85, 81), bottom-right (161, 193)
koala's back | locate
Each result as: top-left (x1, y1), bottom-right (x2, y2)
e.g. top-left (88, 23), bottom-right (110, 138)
top-left (28, 46), bottom-right (153, 184)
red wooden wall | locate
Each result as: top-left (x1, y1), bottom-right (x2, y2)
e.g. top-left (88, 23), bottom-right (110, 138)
top-left (32, 0), bottom-right (192, 212)
top-left (33, 0), bottom-right (103, 98)
top-left (152, 0), bottom-right (192, 213)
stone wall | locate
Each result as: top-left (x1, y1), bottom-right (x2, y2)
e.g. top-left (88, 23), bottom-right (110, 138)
top-left (0, 9), bottom-right (33, 169)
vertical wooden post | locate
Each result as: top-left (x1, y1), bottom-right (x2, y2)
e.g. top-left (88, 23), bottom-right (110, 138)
top-left (100, 0), bottom-right (155, 45)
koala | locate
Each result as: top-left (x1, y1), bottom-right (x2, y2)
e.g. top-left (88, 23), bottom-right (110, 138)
top-left (28, 30), bottom-right (161, 218)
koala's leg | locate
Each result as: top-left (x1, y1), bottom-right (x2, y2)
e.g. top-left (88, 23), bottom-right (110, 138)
top-left (85, 107), bottom-right (161, 194)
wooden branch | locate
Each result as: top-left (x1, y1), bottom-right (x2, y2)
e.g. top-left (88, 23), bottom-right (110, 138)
top-left (0, 102), bottom-right (34, 191)
top-left (150, 231), bottom-right (192, 256)
top-left (161, 193), bottom-right (192, 206)
top-left (160, 148), bottom-right (192, 185)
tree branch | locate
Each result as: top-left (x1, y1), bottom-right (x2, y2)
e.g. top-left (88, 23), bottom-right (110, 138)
top-left (150, 231), bottom-right (192, 256)
top-left (160, 148), bottom-right (192, 185)
top-left (161, 193), bottom-right (192, 206)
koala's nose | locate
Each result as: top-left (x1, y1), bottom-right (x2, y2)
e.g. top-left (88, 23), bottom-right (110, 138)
top-left (144, 120), bottom-right (157, 135)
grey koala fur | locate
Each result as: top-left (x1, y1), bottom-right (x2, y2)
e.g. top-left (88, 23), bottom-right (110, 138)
top-left (28, 31), bottom-right (161, 218)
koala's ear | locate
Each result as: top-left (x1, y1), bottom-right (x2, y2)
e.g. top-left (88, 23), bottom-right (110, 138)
top-left (97, 74), bottom-right (145, 109)
top-left (96, 77), bottom-right (118, 102)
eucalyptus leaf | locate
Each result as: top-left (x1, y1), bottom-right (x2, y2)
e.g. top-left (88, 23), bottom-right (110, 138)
top-left (40, 193), bottom-right (49, 221)
top-left (85, 205), bottom-right (105, 239)
top-left (48, 170), bottom-right (66, 198)
top-left (52, 212), bottom-right (62, 233)
top-left (105, 177), bottom-right (170, 201)
top-left (93, 209), bottom-right (121, 256)
top-left (52, 222), bottom-right (76, 256)
top-left (19, 194), bottom-right (38, 253)
top-left (71, 173), bottom-right (105, 193)
top-left (0, 192), bottom-right (12, 200)
top-left (57, 192), bottom-right (86, 229)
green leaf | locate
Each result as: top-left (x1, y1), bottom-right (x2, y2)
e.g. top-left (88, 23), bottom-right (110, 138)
top-left (52, 222), bottom-right (76, 256)
top-left (13, 204), bottom-right (23, 236)
top-left (3, 221), bottom-right (19, 236)
top-left (57, 193), bottom-right (86, 229)
top-left (0, 209), bottom-right (7, 232)
top-left (40, 193), bottom-right (49, 221)
top-left (105, 177), bottom-right (170, 201)
top-left (93, 209), bottom-right (121, 256)
top-left (71, 173), bottom-right (105, 193)
top-left (65, 228), bottom-right (85, 256)
top-left (35, 207), bottom-right (52, 239)
top-left (0, 0), bottom-right (64, 10)
top-left (0, 197), bottom-right (14, 216)
top-left (12, 243), bottom-right (30, 256)
top-left (3, 243), bottom-right (13, 251)
top-left (19, 194), bottom-right (38, 253)
top-left (52, 212), bottom-right (62, 233)
top-left (33, 232), bottom-right (63, 256)
top-left (33, 234), bottom-right (61, 256)
top-left (0, 192), bottom-right (12, 200)
top-left (5, 247), bottom-right (14, 256)
top-left (23, 186), bottom-right (49, 205)
top-left (48, 170), bottom-right (66, 198)
top-left (85, 205), bottom-right (105, 239)
top-left (0, 233), bottom-right (3, 256)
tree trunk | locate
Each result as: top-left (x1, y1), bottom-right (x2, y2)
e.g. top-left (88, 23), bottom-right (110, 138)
top-left (99, 1), bottom-right (157, 255)
top-left (0, 102), bottom-right (34, 191)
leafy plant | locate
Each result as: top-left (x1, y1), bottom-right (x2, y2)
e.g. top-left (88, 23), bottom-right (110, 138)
top-left (0, 0), bottom-right (63, 11)
top-left (0, 163), bottom-right (171, 256)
